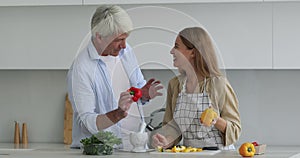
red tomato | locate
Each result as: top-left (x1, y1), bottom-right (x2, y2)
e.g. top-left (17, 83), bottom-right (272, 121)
top-left (252, 141), bottom-right (259, 146)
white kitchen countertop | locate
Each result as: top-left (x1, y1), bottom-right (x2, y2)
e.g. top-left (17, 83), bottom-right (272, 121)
top-left (0, 143), bottom-right (300, 158)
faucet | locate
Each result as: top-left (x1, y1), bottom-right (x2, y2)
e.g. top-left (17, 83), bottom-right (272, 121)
top-left (146, 108), bottom-right (165, 131)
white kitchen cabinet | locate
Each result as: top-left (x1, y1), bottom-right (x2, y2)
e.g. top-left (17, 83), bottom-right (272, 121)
top-left (173, 3), bottom-right (273, 69)
top-left (273, 3), bottom-right (300, 69)
top-left (0, 3), bottom-right (273, 70)
top-left (126, 5), bottom-right (200, 69)
top-left (83, 0), bottom-right (262, 5)
top-left (127, 3), bottom-right (273, 69)
top-left (0, 6), bottom-right (91, 69)
top-left (0, 0), bottom-right (82, 6)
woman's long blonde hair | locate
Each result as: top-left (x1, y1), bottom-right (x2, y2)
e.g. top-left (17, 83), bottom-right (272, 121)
top-left (179, 27), bottom-right (222, 77)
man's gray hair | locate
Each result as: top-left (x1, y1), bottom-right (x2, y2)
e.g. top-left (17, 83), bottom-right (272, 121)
top-left (91, 5), bottom-right (133, 38)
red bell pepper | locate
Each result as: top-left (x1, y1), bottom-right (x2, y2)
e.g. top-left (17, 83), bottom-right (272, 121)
top-left (128, 87), bottom-right (142, 102)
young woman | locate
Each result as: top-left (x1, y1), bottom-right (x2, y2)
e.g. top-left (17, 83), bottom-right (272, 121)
top-left (152, 27), bottom-right (241, 150)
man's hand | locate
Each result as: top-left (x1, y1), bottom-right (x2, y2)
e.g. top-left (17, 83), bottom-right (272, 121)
top-left (141, 78), bottom-right (163, 101)
top-left (98, 91), bottom-right (134, 130)
top-left (118, 91), bottom-right (134, 117)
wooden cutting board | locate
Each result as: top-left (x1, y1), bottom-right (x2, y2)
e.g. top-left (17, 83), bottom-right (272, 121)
top-left (64, 94), bottom-right (73, 145)
top-left (150, 150), bottom-right (221, 155)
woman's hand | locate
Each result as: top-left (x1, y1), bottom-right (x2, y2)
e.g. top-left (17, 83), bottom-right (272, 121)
top-left (152, 133), bottom-right (170, 148)
top-left (141, 78), bottom-right (163, 101)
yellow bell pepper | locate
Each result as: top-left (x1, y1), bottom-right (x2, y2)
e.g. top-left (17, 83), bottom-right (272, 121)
top-left (200, 107), bottom-right (218, 126)
top-left (239, 142), bottom-right (256, 157)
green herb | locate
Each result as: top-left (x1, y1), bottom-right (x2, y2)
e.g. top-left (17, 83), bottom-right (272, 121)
top-left (94, 131), bottom-right (121, 146)
top-left (80, 135), bottom-right (100, 145)
top-left (80, 131), bottom-right (121, 155)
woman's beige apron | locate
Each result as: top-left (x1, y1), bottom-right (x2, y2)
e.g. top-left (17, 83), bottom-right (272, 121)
top-left (173, 78), bottom-right (224, 148)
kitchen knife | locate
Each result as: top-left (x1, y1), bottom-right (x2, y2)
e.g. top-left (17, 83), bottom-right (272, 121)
top-left (202, 146), bottom-right (219, 150)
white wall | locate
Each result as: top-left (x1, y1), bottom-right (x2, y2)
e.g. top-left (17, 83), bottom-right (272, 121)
top-left (226, 70), bottom-right (300, 145)
top-left (0, 70), bottom-right (67, 143)
top-left (1, 70), bottom-right (300, 145)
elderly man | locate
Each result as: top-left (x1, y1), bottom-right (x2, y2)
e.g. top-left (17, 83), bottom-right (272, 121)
top-left (67, 5), bottom-right (163, 148)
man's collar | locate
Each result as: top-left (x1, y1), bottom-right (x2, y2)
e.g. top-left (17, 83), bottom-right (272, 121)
top-left (87, 40), bottom-right (126, 60)
top-left (87, 40), bottom-right (101, 60)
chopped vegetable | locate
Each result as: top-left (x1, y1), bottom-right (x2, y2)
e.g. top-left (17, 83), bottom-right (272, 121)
top-left (157, 145), bottom-right (203, 153)
top-left (157, 146), bottom-right (163, 152)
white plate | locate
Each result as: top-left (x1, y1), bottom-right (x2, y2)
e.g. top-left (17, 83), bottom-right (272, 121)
top-left (150, 150), bottom-right (221, 155)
